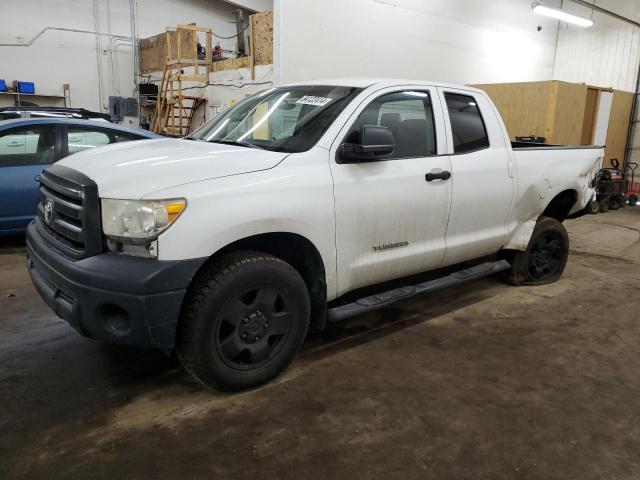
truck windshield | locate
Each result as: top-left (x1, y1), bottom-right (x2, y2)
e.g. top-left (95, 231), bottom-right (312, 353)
top-left (190, 85), bottom-right (362, 153)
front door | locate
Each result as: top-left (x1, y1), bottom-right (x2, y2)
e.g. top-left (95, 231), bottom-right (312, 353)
top-left (0, 124), bottom-right (60, 232)
top-left (329, 87), bottom-right (452, 296)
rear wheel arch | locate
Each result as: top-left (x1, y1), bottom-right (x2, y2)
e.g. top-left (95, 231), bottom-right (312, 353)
top-left (542, 189), bottom-right (578, 222)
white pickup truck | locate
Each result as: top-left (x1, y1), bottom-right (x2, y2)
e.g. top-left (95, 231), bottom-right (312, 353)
top-left (26, 78), bottom-right (603, 390)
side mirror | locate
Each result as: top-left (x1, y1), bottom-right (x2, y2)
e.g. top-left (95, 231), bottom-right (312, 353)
top-left (340, 125), bottom-right (394, 162)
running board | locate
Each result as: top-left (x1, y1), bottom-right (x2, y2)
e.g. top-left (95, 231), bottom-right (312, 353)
top-left (327, 259), bottom-right (510, 323)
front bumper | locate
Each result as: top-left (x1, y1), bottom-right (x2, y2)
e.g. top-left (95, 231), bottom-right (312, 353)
top-left (26, 221), bottom-right (205, 350)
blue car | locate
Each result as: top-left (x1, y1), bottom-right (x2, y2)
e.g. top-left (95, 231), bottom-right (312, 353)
top-left (0, 118), bottom-right (159, 234)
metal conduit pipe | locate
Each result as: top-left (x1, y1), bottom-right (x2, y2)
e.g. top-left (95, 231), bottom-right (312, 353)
top-left (129, 0), bottom-right (141, 114)
top-left (0, 26), bottom-right (130, 47)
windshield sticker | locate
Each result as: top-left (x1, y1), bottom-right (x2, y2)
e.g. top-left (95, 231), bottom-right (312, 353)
top-left (295, 96), bottom-right (333, 107)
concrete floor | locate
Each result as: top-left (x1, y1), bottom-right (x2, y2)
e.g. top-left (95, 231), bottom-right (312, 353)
top-left (2, 210), bottom-right (640, 479)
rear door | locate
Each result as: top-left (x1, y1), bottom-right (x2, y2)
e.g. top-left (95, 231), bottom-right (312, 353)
top-left (437, 88), bottom-right (515, 266)
top-left (329, 86), bottom-right (452, 295)
top-left (0, 124), bottom-right (61, 232)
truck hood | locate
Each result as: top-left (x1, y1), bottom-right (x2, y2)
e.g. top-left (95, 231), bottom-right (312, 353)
top-left (57, 138), bottom-right (289, 198)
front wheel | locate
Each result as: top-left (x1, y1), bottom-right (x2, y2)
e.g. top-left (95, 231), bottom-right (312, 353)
top-left (177, 251), bottom-right (310, 391)
top-left (500, 216), bottom-right (569, 286)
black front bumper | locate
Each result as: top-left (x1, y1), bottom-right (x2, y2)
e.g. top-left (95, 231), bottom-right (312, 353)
top-left (26, 221), bottom-right (206, 350)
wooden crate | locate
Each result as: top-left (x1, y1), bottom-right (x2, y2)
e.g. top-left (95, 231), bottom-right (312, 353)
top-left (472, 80), bottom-right (586, 145)
top-left (139, 27), bottom-right (198, 74)
top-left (472, 80), bottom-right (634, 168)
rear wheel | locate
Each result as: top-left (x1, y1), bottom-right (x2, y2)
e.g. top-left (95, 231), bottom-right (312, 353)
top-left (501, 216), bottom-right (569, 286)
top-left (177, 251), bottom-right (310, 391)
top-left (629, 195), bottom-right (638, 206)
top-left (587, 200), bottom-right (600, 214)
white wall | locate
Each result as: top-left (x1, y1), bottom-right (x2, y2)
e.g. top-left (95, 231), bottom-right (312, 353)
top-left (0, 0), bottom-right (244, 112)
top-left (274, 0), bottom-right (560, 86)
top-left (553, 0), bottom-right (640, 92)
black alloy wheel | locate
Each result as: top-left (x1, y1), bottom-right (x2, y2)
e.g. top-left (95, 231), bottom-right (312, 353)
top-left (215, 286), bottom-right (293, 370)
top-left (177, 251), bottom-right (310, 391)
top-left (527, 232), bottom-right (564, 282)
top-left (500, 216), bottom-right (569, 286)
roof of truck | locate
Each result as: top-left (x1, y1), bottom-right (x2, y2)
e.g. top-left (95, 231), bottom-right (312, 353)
top-left (287, 77), bottom-right (484, 93)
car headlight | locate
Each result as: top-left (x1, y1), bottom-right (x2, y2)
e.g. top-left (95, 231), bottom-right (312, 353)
top-left (101, 198), bottom-right (186, 242)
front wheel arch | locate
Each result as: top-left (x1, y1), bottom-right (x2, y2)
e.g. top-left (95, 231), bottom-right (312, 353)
top-left (185, 232), bottom-right (328, 332)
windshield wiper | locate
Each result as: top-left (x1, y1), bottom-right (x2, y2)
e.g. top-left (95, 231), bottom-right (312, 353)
top-left (208, 139), bottom-right (264, 150)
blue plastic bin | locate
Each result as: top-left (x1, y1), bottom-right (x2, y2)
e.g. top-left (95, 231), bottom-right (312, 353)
top-left (0, 79), bottom-right (6, 92)
top-left (17, 81), bottom-right (35, 94)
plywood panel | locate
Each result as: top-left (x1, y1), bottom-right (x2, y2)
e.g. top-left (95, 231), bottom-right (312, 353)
top-left (139, 32), bottom-right (168, 74)
top-left (473, 80), bottom-right (587, 145)
top-left (250, 10), bottom-right (273, 66)
top-left (604, 90), bottom-right (634, 168)
top-left (168, 28), bottom-right (198, 62)
top-left (473, 81), bottom-right (554, 141)
top-left (211, 56), bottom-right (250, 72)
top-left (551, 81), bottom-right (587, 145)
top-left (139, 29), bottom-right (198, 73)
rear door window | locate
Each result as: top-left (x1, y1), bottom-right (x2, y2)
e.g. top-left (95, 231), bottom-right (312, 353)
top-left (444, 93), bottom-right (490, 154)
top-left (0, 125), bottom-right (58, 167)
top-left (66, 127), bottom-right (144, 155)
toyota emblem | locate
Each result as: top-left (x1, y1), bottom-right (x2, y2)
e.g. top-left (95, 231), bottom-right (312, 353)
top-left (43, 199), bottom-right (54, 223)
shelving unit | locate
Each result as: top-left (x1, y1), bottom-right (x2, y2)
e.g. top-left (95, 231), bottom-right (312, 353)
top-left (0, 89), bottom-right (68, 107)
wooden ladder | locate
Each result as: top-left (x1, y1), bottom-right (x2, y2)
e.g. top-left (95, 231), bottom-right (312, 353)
top-left (152, 24), bottom-right (212, 137)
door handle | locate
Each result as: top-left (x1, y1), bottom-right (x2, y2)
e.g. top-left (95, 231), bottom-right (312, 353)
top-left (7, 142), bottom-right (24, 147)
top-left (425, 170), bottom-right (451, 182)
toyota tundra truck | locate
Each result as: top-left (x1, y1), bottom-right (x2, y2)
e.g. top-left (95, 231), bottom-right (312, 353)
top-left (25, 78), bottom-right (603, 390)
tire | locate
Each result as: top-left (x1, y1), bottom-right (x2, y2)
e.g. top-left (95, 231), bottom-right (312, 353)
top-left (599, 198), bottom-right (609, 213)
top-left (177, 251), bottom-right (310, 391)
top-left (629, 195), bottom-right (638, 206)
top-left (500, 216), bottom-right (570, 286)
top-left (587, 200), bottom-right (600, 214)
top-left (609, 194), bottom-right (623, 210)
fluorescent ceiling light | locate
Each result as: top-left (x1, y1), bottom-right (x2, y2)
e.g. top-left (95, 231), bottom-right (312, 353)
top-left (531, 2), bottom-right (594, 27)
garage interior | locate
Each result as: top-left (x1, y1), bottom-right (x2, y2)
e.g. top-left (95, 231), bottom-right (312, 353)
top-left (2, 0), bottom-right (640, 478)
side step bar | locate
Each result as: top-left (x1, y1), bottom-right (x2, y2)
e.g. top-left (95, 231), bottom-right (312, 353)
top-left (327, 259), bottom-right (511, 323)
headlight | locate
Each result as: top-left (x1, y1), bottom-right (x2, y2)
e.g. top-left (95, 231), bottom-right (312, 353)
top-left (101, 198), bottom-right (186, 242)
